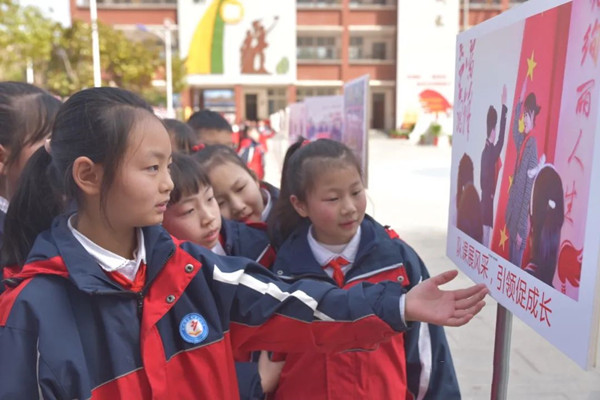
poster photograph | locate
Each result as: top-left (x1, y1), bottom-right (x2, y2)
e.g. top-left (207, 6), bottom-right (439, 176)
top-left (288, 102), bottom-right (307, 145)
top-left (343, 74), bottom-right (369, 181)
top-left (447, 0), bottom-right (600, 368)
top-left (303, 95), bottom-right (344, 142)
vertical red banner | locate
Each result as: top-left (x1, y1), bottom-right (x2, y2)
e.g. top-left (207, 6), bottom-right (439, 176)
top-left (491, 3), bottom-right (572, 261)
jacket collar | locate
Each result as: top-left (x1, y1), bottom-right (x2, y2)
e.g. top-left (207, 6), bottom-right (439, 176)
top-left (19, 214), bottom-right (174, 294)
top-left (273, 216), bottom-right (379, 278)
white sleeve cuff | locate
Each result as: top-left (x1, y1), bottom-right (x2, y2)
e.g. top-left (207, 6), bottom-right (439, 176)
top-left (399, 294), bottom-right (406, 324)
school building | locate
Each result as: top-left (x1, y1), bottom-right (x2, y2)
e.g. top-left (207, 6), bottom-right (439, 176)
top-left (70, 0), bottom-right (525, 130)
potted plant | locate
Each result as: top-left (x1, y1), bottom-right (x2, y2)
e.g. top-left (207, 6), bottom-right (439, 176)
top-left (419, 122), bottom-right (442, 145)
top-left (389, 122), bottom-right (415, 139)
top-left (430, 122), bottom-right (442, 145)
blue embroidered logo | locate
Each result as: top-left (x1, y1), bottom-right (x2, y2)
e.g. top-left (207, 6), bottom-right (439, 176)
top-left (179, 313), bottom-right (209, 344)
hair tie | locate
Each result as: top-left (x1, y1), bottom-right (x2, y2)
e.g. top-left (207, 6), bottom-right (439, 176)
top-left (44, 138), bottom-right (52, 155)
top-left (301, 139), bottom-right (310, 148)
top-left (548, 199), bottom-right (556, 209)
top-left (192, 143), bottom-right (206, 152)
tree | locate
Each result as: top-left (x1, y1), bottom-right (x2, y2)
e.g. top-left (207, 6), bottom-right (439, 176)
top-left (47, 20), bottom-right (187, 102)
top-left (1, 0), bottom-right (187, 103)
top-left (0, 0), bottom-right (58, 81)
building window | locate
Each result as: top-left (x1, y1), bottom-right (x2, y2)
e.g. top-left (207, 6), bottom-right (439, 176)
top-left (267, 88), bottom-right (287, 115)
top-left (372, 42), bottom-right (386, 60)
top-left (297, 36), bottom-right (339, 60)
top-left (297, 0), bottom-right (341, 6)
top-left (349, 35), bottom-right (393, 60)
top-left (349, 37), bottom-right (363, 59)
top-left (349, 0), bottom-right (392, 5)
top-left (296, 87), bottom-right (340, 102)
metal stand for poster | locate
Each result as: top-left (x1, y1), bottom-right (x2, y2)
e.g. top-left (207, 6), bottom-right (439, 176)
top-left (491, 304), bottom-right (513, 400)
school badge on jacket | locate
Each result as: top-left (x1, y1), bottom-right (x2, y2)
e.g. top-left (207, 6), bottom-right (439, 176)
top-left (179, 313), bottom-right (209, 344)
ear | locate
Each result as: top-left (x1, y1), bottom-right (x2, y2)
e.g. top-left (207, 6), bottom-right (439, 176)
top-left (0, 145), bottom-right (9, 175)
top-left (290, 194), bottom-right (309, 218)
top-left (72, 156), bottom-right (103, 196)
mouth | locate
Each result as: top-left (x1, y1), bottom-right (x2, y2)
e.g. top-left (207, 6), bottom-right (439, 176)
top-left (155, 200), bottom-right (170, 212)
top-left (238, 212), bottom-right (254, 223)
top-left (204, 228), bottom-right (219, 242)
top-left (339, 220), bottom-right (357, 229)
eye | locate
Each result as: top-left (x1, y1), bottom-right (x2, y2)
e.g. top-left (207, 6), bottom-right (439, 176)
top-left (235, 184), bottom-right (246, 193)
top-left (217, 200), bottom-right (226, 207)
top-left (352, 189), bottom-right (362, 196)
top-left (179, 208), bottom-right (194, 217)
top-left (325, 197), bottom-right (338, 202)
top-left (147, 165), bottom-right (159, 172)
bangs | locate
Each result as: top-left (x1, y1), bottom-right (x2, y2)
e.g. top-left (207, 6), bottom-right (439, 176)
top-left (169, 153), bottom-right (211, 204)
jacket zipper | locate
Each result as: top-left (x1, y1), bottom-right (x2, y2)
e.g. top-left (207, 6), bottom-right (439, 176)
top-left (136, 291), bottom-right (144, 319)
top-left (134, 247), bottom-right (175, 320)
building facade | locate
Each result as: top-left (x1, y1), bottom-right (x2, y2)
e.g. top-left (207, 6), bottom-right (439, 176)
top-left (70, 0), bottom-right (525, 130)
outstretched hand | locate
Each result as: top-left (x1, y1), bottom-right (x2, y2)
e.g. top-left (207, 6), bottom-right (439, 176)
top-left (404, 270), bottom-right (488, 327)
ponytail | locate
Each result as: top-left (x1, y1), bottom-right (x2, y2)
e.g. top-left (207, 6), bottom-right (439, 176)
top-left (267, 138), bottom-right (306, 245)
top-left (1, 146), bottom-right (63, 267)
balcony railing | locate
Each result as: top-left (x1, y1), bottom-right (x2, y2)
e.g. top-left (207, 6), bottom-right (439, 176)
top-left (297, 0), bottom-right (342, 8)
top-left (297, 47), bottom-right (341, 61)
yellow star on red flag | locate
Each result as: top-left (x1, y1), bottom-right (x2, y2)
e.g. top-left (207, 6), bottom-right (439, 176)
top-left (499, 225), bottom-right (509, 251)
top-left (526, 51), bottom-right (537, 81)
top-left (508, 175), bottom-right (513, 191)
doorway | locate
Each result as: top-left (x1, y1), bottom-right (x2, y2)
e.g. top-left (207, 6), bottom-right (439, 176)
top-left (372, 92), bottom-right (385, 130)
top-left (245, 94), bottom-right (258, 121)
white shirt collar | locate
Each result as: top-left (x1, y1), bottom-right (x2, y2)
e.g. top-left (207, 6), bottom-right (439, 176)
top-left (307, 225), bottom-right (361, 267)
top-left (0, 196), bottom-right (8, 213)
top-left (260, 188), bottom-right (272, 222)
top-left (67, 214), bottom-right (146, 281)
top-left (211, 240), bottom-right (227, 256)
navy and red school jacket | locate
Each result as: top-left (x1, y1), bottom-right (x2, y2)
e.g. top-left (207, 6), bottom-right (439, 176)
top-left (269, 215), bottom-right (460, 400)
top-left (219, 216), bottom-right (276, 399)
top-left (238, 138), bottom-right (265, 181)
top-left (220, 217), bottom-right (275, 269)
top-left (260, 181), bottom-right (279, 206)
top-left (0, 214), bottom-right (409, 399)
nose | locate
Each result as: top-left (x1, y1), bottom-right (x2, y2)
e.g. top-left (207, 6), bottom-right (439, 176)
top-left (200, 207), bottom-right (217, 227)
top-left (161, 168), bottom-right (174, 193)
top-left (229, 195), bottom-right (246, 216)
top-left (341, 195), bottom-right (357, 215)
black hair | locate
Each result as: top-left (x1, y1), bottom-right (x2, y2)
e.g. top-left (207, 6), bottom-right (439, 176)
top-left (0, 82), bottom-right (61, 169)
top-left (1, 147), bottom-right (62, 266)
top-left (524, 92), bottom-right (541, 127)
top-left (486, 105), bottom-right (497, 138)
top-left (456, 153), bottom-right (474, 209)
top-left (528, 166), bottom-right (564, 285)
top-left (1, 87), bottom-right (155, 267)
top-left (163, 118), bottom-right (197, 153)
top-left (192, 144), bottom-right (257, 181)
top-left (169, 152), bottom-right (211, 205)
top-left (456, 183), bottom-right (483, 244)
top-left (268, 138), bottom-right (362, 243)
top-left (187, 109), bottom-right (232, 134)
